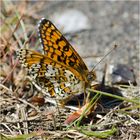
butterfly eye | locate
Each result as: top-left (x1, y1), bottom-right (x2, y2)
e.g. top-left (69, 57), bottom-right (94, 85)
top-left (87, 72), bottom-right (96, 81)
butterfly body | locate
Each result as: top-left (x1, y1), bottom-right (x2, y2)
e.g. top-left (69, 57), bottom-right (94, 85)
top-left (17, 18), bottom-right (96, 104)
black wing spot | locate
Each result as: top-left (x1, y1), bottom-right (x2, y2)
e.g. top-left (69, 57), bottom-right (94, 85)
top-left (57, 56), bottom-right (62, 62)
top-left (63, 45), bottom-right (69, 52)
top-left (69, 60), bottom-right (75, 66)
top-left (57, 46), bottom-right (61, 51)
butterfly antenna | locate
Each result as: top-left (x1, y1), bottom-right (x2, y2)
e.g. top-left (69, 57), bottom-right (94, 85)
top-left (91, 44), bottom-right (118, 72)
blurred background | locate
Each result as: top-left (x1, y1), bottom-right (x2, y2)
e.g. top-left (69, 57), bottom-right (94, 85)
top-left (1, 1), bottom-right (139, 139)
top-left (1, 0), bottom-right (139, 83)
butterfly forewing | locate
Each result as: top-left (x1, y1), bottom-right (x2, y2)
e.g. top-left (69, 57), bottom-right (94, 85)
top-left (38, 18), bottom-right (89, 82)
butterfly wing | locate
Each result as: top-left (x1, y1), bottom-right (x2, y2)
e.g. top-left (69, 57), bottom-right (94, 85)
top-left (38, 18), bottom-right (90, 82)
top-left (17, 49), bottom-right (84, 100)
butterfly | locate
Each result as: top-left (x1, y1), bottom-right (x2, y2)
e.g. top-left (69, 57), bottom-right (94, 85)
top-left (17, 18), bottom-right (96, 105)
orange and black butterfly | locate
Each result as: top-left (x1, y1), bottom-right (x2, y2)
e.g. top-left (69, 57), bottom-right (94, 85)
top-left (17, 18), bottom-right (96, 104)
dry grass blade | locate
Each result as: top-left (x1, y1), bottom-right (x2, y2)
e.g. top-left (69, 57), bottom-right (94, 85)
top-left (0, 1), bottom-right (139, 140)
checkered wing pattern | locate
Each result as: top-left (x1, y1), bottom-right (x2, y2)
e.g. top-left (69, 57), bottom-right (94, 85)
top-left (17, 48), bottom-right (84, 102)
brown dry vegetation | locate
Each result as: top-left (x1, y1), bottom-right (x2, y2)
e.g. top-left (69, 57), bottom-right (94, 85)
top-left (0, 1), bottom-right (140, 140)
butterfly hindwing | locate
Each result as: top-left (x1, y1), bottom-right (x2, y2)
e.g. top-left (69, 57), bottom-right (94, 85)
top-left (17, 49), bottom-right (84, 99)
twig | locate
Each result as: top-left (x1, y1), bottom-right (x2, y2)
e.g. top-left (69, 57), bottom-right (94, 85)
top-left (1, 123), bottom-right (15, 135)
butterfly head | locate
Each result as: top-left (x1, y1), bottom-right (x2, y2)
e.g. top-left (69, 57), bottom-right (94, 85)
top-left (87, 71), bottom-right (96, 82)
